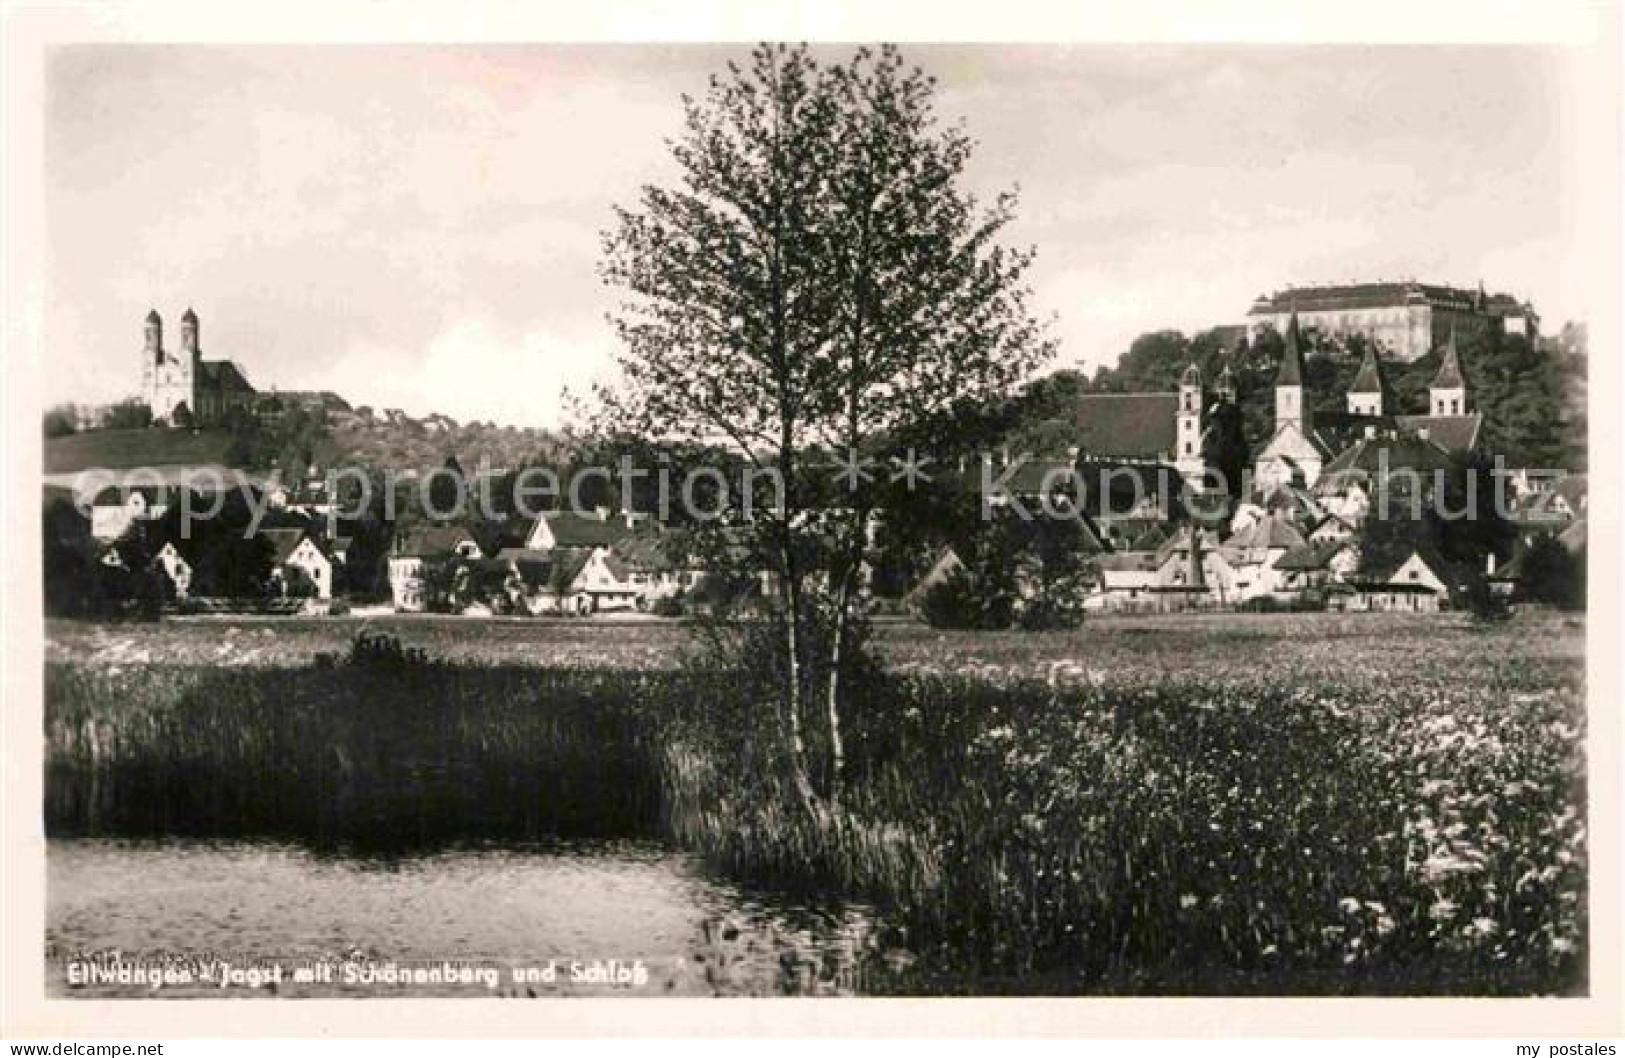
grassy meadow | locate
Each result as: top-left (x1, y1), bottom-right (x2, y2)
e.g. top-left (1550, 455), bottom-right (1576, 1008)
top-left (44, 611), bottom-right (1587, 995)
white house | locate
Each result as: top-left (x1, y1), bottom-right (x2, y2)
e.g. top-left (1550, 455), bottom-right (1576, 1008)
top-left (89, 485), bottom-right (175, 541)
top-left (261, 527), bottom-right (335, 600)
top-left (388, 523), bottom-right (483, 611)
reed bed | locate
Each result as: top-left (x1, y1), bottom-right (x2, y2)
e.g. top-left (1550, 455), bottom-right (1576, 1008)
top-left (44, 615), bottom-right (1586, 994)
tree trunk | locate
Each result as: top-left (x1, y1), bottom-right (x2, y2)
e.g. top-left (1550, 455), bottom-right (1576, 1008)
top-left (778, 533), bottom-right (823, 825)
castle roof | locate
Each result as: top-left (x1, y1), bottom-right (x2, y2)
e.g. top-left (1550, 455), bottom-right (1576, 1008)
top-left (1276, 313), bottom-right (1305, 387)
top-left (146, 309), bottom-right (162, 323)
top-left (1072, 392), bottom-right (1179, 460)
top-left (1249, 281), bottom-right (1521, 316)
top-left (182, 307), bottom-right (199, 323)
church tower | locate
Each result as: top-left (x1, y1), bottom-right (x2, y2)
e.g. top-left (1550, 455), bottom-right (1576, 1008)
top-left (1346, 342), bottom-right (1388, 416)
top-left (143, 309), bottom-right (163, 363)
top-left (1275, 311), bottom-right (1309, 436)
top-left (1214, 359), bottom-right (1238, 406)
top-left (1176, 361), bottom-right (1205, 479)
top-left (1430, 326), bottom-right (1468, 416)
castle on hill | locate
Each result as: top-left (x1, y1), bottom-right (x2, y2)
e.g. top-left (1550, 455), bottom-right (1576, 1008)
top-left (140, 308), bottom-right (257, 426)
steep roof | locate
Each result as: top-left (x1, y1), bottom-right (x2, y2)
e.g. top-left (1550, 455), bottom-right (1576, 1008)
top-left (198, 360), bottom-right (256, 393)
top-left (1393, 414), bottom-right (1481, 453)
top-left (533, 511), bottom-right (634, 549)
top-left (1276, 313), bottom-right (1306, 387)
top-left (1232, 514), bottom-right (1306, 552)
top-left (1348, 345), bottom-right (1387, 395)
top-left (1315, 431), bottom-right (1454, 496)
top-left (258, 527), bottom-right (318, 566)
top-left (1072, 392), bottom-right (1178, 460)
top-left (1431, 329), bottom-right (1467, 389)
top-left (1274, 539), bottom-right (1350, 572)
top-left (396, 521), bottom-right (480, 558)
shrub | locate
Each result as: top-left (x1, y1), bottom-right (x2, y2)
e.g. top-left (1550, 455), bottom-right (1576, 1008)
top-left (650, 594), bottom-right (686, 618)
top-left (920, 568), bottom-right (1013, 630)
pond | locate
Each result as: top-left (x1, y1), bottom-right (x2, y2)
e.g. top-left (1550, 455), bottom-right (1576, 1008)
top-left (46, 838), bottom-right (891, 998)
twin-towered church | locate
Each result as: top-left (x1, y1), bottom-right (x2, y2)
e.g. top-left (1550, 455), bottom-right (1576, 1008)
top-left (140, 308), bottom-right (258, 426)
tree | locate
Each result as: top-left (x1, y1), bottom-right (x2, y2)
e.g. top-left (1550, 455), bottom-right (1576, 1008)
top-left (102, 397), bottom-right (153, 431)
top-left (43, 404), bottom-right (80, 438)
top-left (1518, 534), bottom-right (1585, 611)
top-left (597, 44), bottom-right (1052, 821)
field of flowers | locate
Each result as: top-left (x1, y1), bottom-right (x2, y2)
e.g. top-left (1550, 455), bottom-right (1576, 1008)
top-left (43, 610), bottom-right (1587, 994)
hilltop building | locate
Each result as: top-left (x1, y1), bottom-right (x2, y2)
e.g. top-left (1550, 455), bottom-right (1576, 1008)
top-left (141, 308), bottom-right (257, 426)
top-left (1246, 281), bottom-right (1537, 362)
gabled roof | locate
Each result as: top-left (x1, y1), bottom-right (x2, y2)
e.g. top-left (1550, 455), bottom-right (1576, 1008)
top-left (1274, 539), bottom-right (1351, 572)
top-left (1393, 414), bottom-right (1481, 453)
top-left (396, 521), bottom-right (480, 558)
top-left (258, 526), bottom-right (321, 566)
top-left (1254, 420), bottom-right (1332, 462)
top-left (1314, 431), bottom-right (1454, 495)
top-left (1072, 393), bottom-right (1178, 460)
top-left (532, 511), bottom-right (634, 549)
top-left (1232, 514), bottom-right (1306, 552)
top-left (1353, 547), bottom-right (1450, 588)
top-left (1553, 473), bottom-right (1588, 515)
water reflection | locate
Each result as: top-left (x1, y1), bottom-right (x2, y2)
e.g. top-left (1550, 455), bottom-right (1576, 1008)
top-left (47, 838), bottom-right (893, 997)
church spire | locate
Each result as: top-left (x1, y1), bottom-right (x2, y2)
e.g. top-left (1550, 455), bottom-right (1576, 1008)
top-left (1347, 342), bottom-right (1388, 416)
top-left (1274, 312), bottom-right (1308, 435)
top-left (1430, 326), bottom-right (1468, 416)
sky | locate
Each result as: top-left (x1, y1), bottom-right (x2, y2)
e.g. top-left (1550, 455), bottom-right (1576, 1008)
top-left (45, 43), bottom-right (1589, 427)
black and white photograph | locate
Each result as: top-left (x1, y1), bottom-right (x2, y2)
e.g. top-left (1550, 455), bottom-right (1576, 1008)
top-left (3, 0), bottom-right (1621, 1045)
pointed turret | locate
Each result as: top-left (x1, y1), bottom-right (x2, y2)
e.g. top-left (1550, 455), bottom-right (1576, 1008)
top-left (1277, 312), bottom-right (1305, 387)
top-left (180, 307), bottom-right (200, 358)
top-left (1274, 312), bottom-right (1308, 435)
top-left (1347, 343), bottom-right (1388, 416)
top-left (1430, 327), bottom-right (1468, 416)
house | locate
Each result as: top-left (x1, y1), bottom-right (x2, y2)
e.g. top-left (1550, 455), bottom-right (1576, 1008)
top-left (1312, 427), bottom-right (1455, 522)
top-left (521, 509), bottom-right (636, 552)
top-left (1273, 539), bottom-right (1359, 594)
top-left (100, 535), bottom-right (194, 599)
top-left (1220, 515), bottom-right (1307, 601)
top-left (388, 522), bottom-right (484, 611)
top-left (1151, 526), bottom-right (1238, 605)
top-left (1307, 513), bottom-right (1355, 545)
top-left (152, 540), bottom-right (193, 598)
top-left (1084, 551), bottom-right (1162, 611)
top-left (1332, 550), bottom-right (1451, 613)
top-left (89, 484), bottom-right (176, 541)
top-left (261, 527), bottom-right (335, 600)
